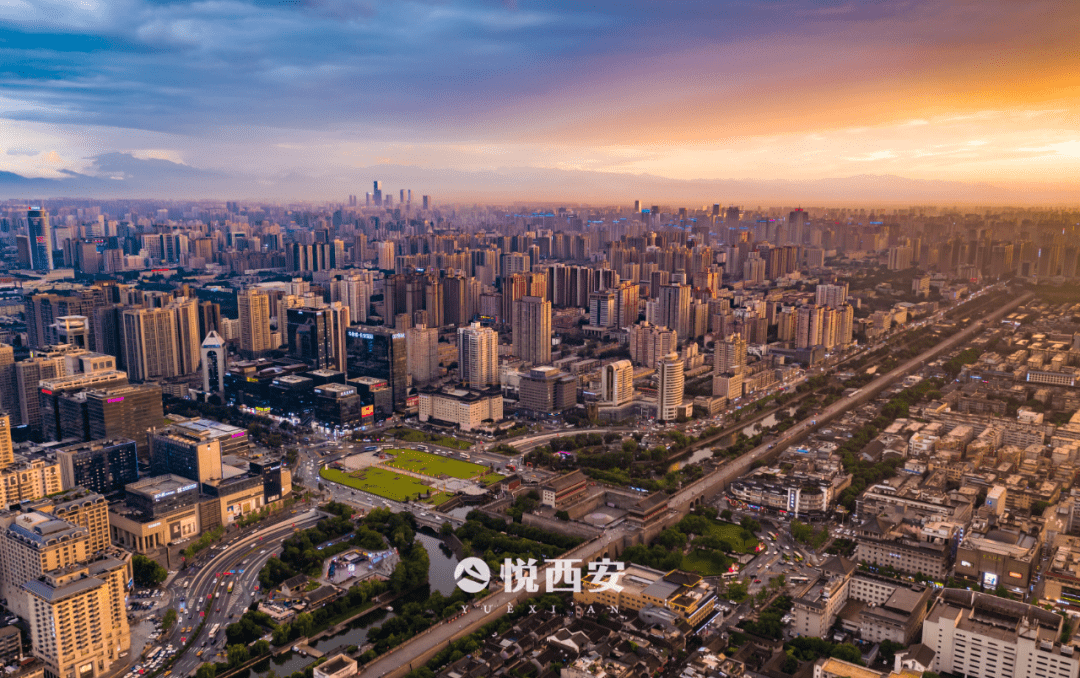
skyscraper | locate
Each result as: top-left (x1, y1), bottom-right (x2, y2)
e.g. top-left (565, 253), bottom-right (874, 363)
top-left (286, 303), bottom-right (350, 372)
top-left (26, 207), bottom-right (53, 271)
top-left (0, 413), bottom-right (12, 470)
top-left (346, 327), bottom-right (408, 411)
top-left (201, 330), bottom-right (226, 395)
top-left (512, 296), bottom-right (551, 365)
top-left (405, 324), bottom-right (439, 386)
top-left (373, 180), bottom-right (383, 206)
top-left (657, 352), bottom-right (684, 421)
top-left (122, 307), bottom-right (180, 382)
top-left (458, 322), bottom-right (498, 387)
top-left (170, 298), bottom-right (201, 375)
top-left (0, 343), bottom-right (16, 417)
top-left (796, 305), bottom-right (825, 348)
top-left (378, 241), bottom-right (395, 270)
top-left (238, 288), bottom-right (272, 356)
top-left (658, 283), bottom-right (691, 341)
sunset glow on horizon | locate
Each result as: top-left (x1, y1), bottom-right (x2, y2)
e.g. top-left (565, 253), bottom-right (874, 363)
top-left (1, 0), bottom-right (1078, 202)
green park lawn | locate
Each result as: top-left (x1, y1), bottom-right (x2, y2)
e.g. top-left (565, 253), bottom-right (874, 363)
top-left (707, 522), bottom-right (761, 554)
top-left (681, 549), bottom-right (733, 576)
top-left (382, 448), bottom-right (489, 480)
top-left (320, 466), bottom-right (438, 503)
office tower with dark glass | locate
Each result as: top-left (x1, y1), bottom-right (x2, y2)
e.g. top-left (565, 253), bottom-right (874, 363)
top-left (346, 327), bottom-right (408, 411)
top-left (26, 207), bottom-right (53, 271)
top-left (55, 438), bottom-right (139, 495)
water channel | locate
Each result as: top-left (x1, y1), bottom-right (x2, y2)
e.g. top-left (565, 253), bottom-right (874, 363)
top-left (246, 532), bottom-right (459, 677)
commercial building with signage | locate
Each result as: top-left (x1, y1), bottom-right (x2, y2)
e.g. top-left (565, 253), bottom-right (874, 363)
top-left (314, 383), bottom-right (366, 426)
top-left (108, 474), bottom-right (200, 553)
top-left (954, 527), bottom-right (1039, 591)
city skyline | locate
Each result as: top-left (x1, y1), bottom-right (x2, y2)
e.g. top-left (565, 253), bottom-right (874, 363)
top-left (0, 0), bottom-right (1078, 204)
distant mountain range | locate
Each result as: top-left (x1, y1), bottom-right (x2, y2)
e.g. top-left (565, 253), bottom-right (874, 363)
top-left (1, 154), bottom-right (1075, 205)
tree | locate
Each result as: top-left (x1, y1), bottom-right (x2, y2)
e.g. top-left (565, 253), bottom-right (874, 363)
top-left (196, 664), bottom-right (216, 678)
top-left (555, 510), bottom-right (570, 521)
top-left (728, 581), bottom-right (749, 602)
top-left (132, 554), bottom-right (168, 587)
top-left (227, 644), bottom-right (250, 668)
top-left (162, 608), bottom-right (178, 632)
top-left (440, 521), bottom-right (453, 536)
top-left (292, 612), bottom-right (314, 638)
top-left (720, 509), bottom-right (733, 521)
top-left (253, 639), bottom-right (271, 656)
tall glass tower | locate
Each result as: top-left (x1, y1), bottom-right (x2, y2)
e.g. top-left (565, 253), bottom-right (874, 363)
top-left (27, 207), bottom-right (53, 271)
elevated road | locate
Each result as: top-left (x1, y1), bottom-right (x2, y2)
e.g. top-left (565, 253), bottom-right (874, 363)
top-left (166, 509), bottom-right (324, 676)
top-left (669, 290), bottom-right (1033, 509)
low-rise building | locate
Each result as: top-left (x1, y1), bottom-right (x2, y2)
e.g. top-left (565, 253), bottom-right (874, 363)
top-left (577, 564), bottom-right (716, 628)
top-left (922, 589), bottom-right (1080, 678)
top-left (540, 469), bottom-right (588, 509)
top-left (954, 526), bottom-right (1040, 591)
top-left (417, 386), bottom-right (503, 432)
top-left (794, 556), bottom-right (932, 644)
top-left (853, 513), bottom-right (956, 579)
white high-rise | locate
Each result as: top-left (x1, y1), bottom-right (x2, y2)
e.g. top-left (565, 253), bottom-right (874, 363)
top-left (201, 330), bottom-right (226, 395)
top-left (657, 352), bottom-right (684, 421)
top-left (458, 322), bottom-right (498, 387)
top-left (600, 360), bottom-right (634, 406)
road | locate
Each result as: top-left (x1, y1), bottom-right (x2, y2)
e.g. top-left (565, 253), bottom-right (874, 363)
top-left (668, 287), bottom-right (1031, 509)
top-left (162, 509), bottom-right (324, 677)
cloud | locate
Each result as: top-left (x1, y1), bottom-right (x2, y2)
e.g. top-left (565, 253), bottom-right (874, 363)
top-left (6, 148), bottom-right (38, 156)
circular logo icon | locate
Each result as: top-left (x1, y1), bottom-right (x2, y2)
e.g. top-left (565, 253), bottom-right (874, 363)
top-left (454, 557), bottom-right (491, 593)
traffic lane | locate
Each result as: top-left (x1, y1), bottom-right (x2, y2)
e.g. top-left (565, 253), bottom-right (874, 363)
top-left (171, 516), bottom-right (320, 665)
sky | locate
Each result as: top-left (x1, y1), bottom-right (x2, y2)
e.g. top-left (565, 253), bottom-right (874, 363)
top-left (1, 0), bottom-right (1078, 203)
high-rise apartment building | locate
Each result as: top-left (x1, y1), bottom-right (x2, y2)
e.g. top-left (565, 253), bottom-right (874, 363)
top-left (237, 288), bottom-right (272, 357)
top-left (458, 322), bottom-right (498, 388)
top-left (627, 322), bottom-right (678, 368)
top-left (170, 298), bottom-right (201, 375)
top-left (600, 360), bottom-right (633, 406)
top-left (405, 325), bottom-right (439, 386)
top-left (23, 548), bottom-right (130, 678)
top-left (0, 343), bottom-right (15, 416)
top-left (796, 305), bottom-right (825, 349)
top-left (0, 413), bottom-right (12, 470)
top-left (26, 208), bottom-right (53, 271)
top-left (122, 307), bottom-right (179, 382)
top-left (656, 353), bottom-right (685, 421)
top-left (815, 283), bottom-right (849, 309)
top-left (512, 296), bottom-right (551, 365)
top-left (378, 241), bottom-right (395, 270)
top-left (714, 334), bottom-right (747, 374)
top-left (658, 284), bottom-right (691, 341)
